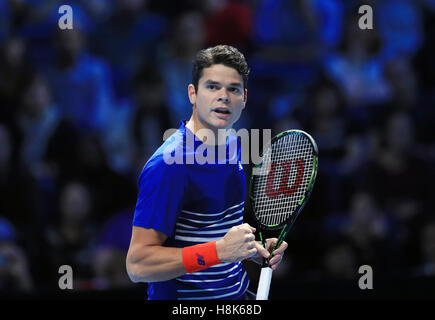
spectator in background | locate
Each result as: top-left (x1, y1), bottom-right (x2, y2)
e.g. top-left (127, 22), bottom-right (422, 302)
top-left (93, 0), bottom-right (167, 99)
top-left (338, 133), bottom-right (372, 178)
top-left (43, 181), bottom-right (98, 288)
top-left (248, 0), bottom-right (344, 128)
top-left (252, 0), bottom-right (343, 68)
top-left (342, 193), bottom-right (392, 268)
top-left (361, 112), bottom-right (431, 271)
top-left (0, 0), bottom-right (11, 44)
top-left (158, 11), bottom-right (205, 127)
top-left (79, 0), bottom-right (115, 26)
top-left (331, 130), bottom-right (376, 212)
top-left (16, 1), bottom-right (97, 69)
top-left (201, 0), bottom-right (253, 53)
top-left (91, 209), bottom-right (134, 290)
top-left (384, 58), bottom-right (418, 112)
top-left (299, 75), bottom-right (347, 213)
top-left (413, 0), bottom-right (435, 92)
top-left (0, 124), bottom-right (37, 232)
top-left (0, 217), bottom-right (34, 294)
top-left (363, 112), bottom-right (428, 220)
top-left (0, 36), bottom-right (33, 123)
top-left (415, 220), bottom-right (435, 277)
top-left (323, 240), bottom-right (357, 280)
top-left (0, 121), bottom-right (46, 289)
top-left (44, 26), bottom-right (115, 134)
top-left (303, 75), bottom-right (347, 159)
top-left (131, 64), bottom-right (171, 171)
top-left (44, 124), bottom-right (137, 223)
top-left (375, 0), bottom-right (423, 61)
top-left (323, 192), bottom-right (394, 276)
top-left (92, 247), bottom-right (133, 290)
top-left (382, 57), bottom-right (429, 152)
top-left (16, 73), bottom-right (60, 179)
top-left (323, 12), bottom-right (391, 115)
top-left (99, 63), bottom-right (173, 176)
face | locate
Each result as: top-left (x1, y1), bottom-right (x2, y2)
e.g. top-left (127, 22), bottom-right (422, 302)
top-left (188, 64), bottom-right (247, 133)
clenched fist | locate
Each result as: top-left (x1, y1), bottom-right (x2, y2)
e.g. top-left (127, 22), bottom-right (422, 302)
top-left (216, 223), bottom-right (270, 263)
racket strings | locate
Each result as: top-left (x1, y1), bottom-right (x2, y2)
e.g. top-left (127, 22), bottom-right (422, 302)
top-left (253, 133), bottom-right (314, 226)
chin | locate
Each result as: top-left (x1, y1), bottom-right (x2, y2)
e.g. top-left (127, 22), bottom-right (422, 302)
top-left (213, 120), bottom-right (233, 130)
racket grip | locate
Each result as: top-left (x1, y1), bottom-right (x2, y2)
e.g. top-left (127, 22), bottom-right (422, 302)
top-left (256, 267), bottom-right (273, 300)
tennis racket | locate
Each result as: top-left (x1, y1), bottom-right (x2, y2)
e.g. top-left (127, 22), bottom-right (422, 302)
top-left (249, 129), bottom-right (318, 300)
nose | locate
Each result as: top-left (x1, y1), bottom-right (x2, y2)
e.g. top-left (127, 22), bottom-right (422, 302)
top-left (217, 88), bottom-right (230, 103)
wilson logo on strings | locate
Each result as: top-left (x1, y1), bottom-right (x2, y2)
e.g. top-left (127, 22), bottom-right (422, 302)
top-left (265, 159), bottom-right (305, 199)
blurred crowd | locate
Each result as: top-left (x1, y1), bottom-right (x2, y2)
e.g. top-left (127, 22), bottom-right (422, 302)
top-left (0, 0), bottom-right (434, 297)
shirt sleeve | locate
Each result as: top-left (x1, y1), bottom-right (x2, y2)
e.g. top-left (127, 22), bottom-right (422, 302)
top-left (132, 155), bottom-right (186, 238)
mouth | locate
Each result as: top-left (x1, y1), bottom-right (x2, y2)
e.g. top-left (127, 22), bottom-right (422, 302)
top-left (212, 107), bottom-right (232, 115)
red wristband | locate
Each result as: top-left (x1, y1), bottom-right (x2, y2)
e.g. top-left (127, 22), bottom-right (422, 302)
top-left (182, 241), bottom-right (221, 273)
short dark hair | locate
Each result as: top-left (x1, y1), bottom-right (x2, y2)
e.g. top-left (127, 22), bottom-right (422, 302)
top-left (192, 45), bottom-right (249, 93)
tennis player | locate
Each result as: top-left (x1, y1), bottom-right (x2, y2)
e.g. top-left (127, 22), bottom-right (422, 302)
top-left (126, 45), bottom-right (288, 300)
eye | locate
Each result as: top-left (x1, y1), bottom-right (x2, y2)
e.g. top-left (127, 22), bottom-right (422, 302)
top-left (207, 84), bottom-right (219, 90)
top-left (229, 87), bottom-right (241, 94)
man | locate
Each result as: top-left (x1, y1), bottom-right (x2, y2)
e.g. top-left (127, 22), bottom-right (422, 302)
top-left (126, 45), bottom-right (287, 300)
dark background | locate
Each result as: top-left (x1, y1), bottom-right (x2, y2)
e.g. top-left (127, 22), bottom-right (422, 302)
top-left (0, 0), bottom-right (434, 299)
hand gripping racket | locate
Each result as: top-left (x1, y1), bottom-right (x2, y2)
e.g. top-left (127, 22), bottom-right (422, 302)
top-left (250, 129), bottom-right (318, 300)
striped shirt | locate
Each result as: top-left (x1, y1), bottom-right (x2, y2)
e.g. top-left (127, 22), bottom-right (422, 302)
top-left (133, 121), bottom-right (249, 300)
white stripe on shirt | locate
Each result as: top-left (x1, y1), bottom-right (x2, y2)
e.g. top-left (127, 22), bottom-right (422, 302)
top-left (181, 201), bottom-right (244, 216)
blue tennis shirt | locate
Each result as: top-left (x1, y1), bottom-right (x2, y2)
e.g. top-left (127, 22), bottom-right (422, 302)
top-left (133, 121), bottom-right (249, 300)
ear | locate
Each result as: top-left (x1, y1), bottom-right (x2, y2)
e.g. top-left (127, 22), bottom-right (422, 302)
top-left (188, 84), bottom-right (196, 105)
top-left (242, 88), bottom-right (248, 109)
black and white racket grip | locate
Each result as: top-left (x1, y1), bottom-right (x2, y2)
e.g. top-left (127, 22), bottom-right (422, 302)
top-left (256, 267), bottom-right (273, 300)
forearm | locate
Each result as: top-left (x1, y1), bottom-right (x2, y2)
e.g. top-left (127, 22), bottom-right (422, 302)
top-left (126, 245), bottom-right (185, 283)
top-left (128, 240), bottom-right (224, 282)
top-left (126, 223), bottom-right (265, 283)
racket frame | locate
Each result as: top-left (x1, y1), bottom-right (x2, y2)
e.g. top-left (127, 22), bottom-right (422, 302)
top-left (249, 129), bottom-right (318, 232)
top-left (249, 129), bottom-right (318, 299)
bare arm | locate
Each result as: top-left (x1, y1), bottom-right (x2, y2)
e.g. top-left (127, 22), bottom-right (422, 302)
top-left (126, 226), bottom-right (185, 282)
top-left (126, 223), bottom-right (270, 283)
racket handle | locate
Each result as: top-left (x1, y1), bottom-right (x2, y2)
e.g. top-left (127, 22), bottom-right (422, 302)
top-left (256, 267), bottom-right (273, 300)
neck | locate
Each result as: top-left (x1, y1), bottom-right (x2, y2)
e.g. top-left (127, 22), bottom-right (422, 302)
top-left (185, 113), bottom-right (229, 146)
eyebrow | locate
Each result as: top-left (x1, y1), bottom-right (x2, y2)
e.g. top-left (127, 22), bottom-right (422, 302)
top-left (203, 80), bottom-right (243, 88)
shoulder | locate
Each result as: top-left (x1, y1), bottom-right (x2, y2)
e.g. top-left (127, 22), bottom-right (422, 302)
top-left (138, 128), bottom-right (186, 184)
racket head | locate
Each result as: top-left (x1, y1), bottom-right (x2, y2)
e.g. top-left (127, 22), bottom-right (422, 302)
top-left (249, 129), bottom-right (318, 230)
